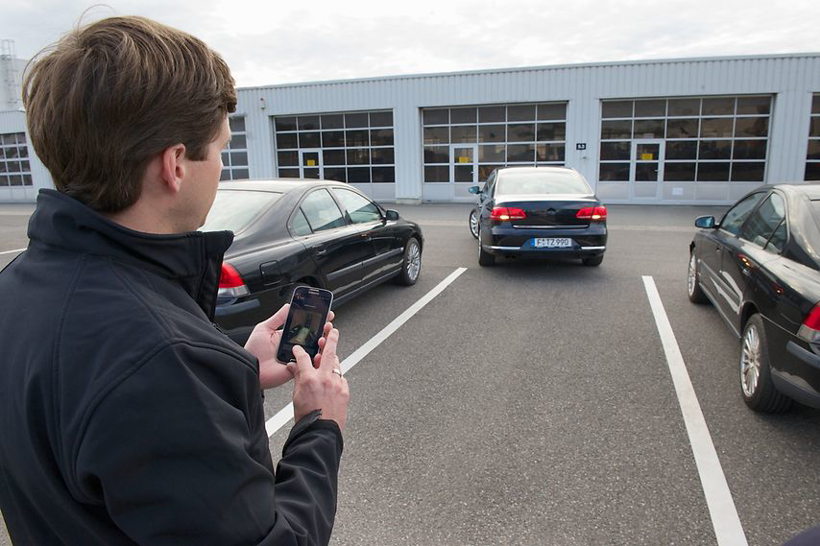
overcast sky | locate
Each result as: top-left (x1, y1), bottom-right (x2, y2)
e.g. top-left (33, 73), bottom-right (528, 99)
top-left (3, 0), bottom-right (819, 88)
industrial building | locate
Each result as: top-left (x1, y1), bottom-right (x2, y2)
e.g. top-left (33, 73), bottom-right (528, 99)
top-left (2, 51), bottom-right (819, 205)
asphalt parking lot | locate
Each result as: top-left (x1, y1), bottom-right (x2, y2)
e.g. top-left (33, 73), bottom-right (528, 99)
top-left (1, 201), bottom-right (819, 545)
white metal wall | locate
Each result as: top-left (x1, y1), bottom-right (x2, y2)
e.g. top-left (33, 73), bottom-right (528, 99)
top-left (237, 54), bottom-right (820, 205)
top-left (0, 110), bottom-right (50, 203)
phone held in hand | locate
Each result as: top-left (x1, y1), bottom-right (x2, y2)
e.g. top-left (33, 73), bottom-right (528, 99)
top-left (277, 286), bottom-right (334, 363)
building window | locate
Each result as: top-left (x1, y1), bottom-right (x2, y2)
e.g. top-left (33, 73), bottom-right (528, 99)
top-left (221, 116), bottom-right (249, 181)
top-left (806, 95), bottom-right (820, 181)
top-left (599, 96), bottom-right (771, 183)
top-left (422, 103), bottom-right (566, 183)
top-left (273, 111), bottom-right (395, 184)
top-left (0, 132), bottom-right (32, 187)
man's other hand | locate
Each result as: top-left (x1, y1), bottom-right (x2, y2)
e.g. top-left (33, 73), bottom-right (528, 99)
top-left (288, 328), bottom-right (349, 431)
top-left (245, 303), bottom-right (335, 390)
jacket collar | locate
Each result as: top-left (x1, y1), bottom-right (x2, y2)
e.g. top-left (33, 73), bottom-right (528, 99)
top-left (27, 189), bottom-right (234, 319)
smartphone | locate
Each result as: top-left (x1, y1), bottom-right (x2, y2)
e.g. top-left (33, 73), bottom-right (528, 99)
top-left (276, 286), bottom-right (334, 363)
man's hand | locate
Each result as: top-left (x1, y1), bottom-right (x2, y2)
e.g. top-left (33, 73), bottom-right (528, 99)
top-left (288, 328), bottom-right (349, 431)
top-left (244, 304), bottom-right (335, 390)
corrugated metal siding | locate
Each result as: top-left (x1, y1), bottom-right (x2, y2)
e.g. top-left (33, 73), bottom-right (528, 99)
top-left (237, 54), bottom-right (820, 203)
top-left (0, 110), bottom-right (50, 203)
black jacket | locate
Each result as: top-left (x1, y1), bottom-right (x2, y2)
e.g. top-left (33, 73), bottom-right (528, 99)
top-left (0, 190), bottom-right (343, 545)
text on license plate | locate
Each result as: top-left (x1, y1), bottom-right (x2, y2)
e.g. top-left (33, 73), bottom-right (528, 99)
top-left (533, 238), bottom-right (572, 248)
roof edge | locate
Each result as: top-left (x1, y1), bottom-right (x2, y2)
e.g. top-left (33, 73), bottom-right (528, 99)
top-left (238, 52), bottom-right (820, 92)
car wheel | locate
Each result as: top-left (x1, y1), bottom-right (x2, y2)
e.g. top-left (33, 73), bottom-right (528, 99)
top-left (395, 237), bottom-right (422, 286)
top-left (582, 255), bottom-right (604, 267)
top-left (740, 314), bottom-right (793, 413)
top-left (478, 228), bottom-right (495, 267)
top-left (687, 252), bottom-right (708, 303)
top-left (469, 209), bottom-right (479, 239)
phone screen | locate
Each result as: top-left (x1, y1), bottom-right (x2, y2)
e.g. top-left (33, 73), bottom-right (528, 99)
top-left (277, 287), bottom-right (333, 363)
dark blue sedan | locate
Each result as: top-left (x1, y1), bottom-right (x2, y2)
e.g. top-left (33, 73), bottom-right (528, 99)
top-left (470, 167), bottom-right (607, 267)
top-left (688, 184), bottom-right (820, 412)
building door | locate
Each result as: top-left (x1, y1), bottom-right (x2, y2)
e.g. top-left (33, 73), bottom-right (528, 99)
top-left (451, 144), bottom-right (478, 200)
top-left (300, 149), bottom-right (323, 179)
top-left (630, 140), bottom-right (665, 201)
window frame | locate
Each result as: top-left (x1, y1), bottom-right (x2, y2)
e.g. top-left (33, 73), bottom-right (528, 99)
top-left (274, 110), bottom-right (395, 184)
top-left (739, 192), bottom-right (788, 251)
top-left (598, 95), bottom-right (771, 184)
top-left (296, 188), bottom-right (348, 233)
top-left (331, 186), bottom-right (383, 225)
top-left (422, 102), bottom-right (567, 184)
top-left (718, 191), bottom-right (769, 236)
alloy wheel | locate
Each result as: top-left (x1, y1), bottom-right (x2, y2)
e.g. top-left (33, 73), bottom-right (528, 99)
top-left (406, 241), bottom-right (421, 281)
top-left (687, 254), bottom-right (698, 296)
top-left (469, 211), bottom-right (479, 238)
top-left (741, 324), bottom-right (761, 398)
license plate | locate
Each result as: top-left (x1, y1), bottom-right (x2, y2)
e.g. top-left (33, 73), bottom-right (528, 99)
top-left (533, 238), bottom-right (572, 248)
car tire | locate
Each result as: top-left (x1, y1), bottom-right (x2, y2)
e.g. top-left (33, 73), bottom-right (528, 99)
top-left (687, 252), bottom-right (708, 304)
top-left (582, 255), bottom-right (604, 267)
top-left (469, 209), bottom-right (479, 239)
top-left (478, 228), bottom-right (495, 267)
top-left (740, 314), bottom-right (793, 413)
top-left (395, 237), bottom-right (422, 286)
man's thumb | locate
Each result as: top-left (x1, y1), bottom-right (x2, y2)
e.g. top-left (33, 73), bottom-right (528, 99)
top-left (286, 361), bottom-right (299, 379)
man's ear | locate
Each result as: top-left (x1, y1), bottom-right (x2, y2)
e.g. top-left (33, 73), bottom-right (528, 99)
top-left (159, 144), bottom-right (187, 194)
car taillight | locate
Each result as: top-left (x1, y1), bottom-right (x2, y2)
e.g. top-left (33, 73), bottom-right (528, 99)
top-left (218, 263), bottom-right (250, 299)
top-left (490, 207), bottom-right (527, 221)
top-left (798, 303), bottom-right (820, 344)
top-left (576, 205), bottom-right (607, 221)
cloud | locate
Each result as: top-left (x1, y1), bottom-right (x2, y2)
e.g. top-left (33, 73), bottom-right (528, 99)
top-left (2, 0), bottom-right (819, 88)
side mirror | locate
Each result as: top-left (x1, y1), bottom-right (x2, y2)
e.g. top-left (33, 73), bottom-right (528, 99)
top-left (385, 209), bottom-right (400, 221)
top-left (468, 186), bottom-right (481, 194)
top-left (694, 216), bottom-right (716, 229)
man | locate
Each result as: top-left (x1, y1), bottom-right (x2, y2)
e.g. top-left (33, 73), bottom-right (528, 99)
top-left (0, 15), bottom-right (349, 545)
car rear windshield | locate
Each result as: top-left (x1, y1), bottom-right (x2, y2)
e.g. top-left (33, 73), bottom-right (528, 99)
top-left (201, 190), bottom-right (282, 233)
top-left (497, 171), bottom-right (592, 195)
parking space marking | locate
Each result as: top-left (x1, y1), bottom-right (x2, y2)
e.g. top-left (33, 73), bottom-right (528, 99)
top-left (265, 267), bottom-right (468, 437)
top-left (0, 248), bottom-right (26, 256)
top-left (642, 276), bottom-right (748, 546)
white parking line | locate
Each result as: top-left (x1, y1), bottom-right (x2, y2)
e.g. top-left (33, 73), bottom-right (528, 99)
top-left (0, 248), bottom-right (26, 256)
top-left (265, 267), bottom-right (468, 437)
top-left (642, 276), bottom-right (748, 546)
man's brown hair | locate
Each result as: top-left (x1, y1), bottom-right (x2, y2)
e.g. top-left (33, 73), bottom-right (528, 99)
top-left (23, 16), bottom-right (237, 212)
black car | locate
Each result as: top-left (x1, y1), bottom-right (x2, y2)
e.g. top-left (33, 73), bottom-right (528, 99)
top-left (688, 184), bottom-right (820, 412)
top-left (204, 180), bottom-right (424, 344)
top-left (470, 166), bottom-right (607, 267)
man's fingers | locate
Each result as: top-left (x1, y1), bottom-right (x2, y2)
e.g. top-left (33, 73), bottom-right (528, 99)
top-left (257, 303), bottom-right (290, 332)
top-left (291, 345), bottom-right (313, 375)
top-left (327, 311), bottom-right (335, 322)
top-left (318, 328), bottom-right (339, 372)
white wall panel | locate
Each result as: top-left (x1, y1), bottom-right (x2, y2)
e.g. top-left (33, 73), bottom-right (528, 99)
top-left (0, 110), bottom-right (52, 203)
top-left (167, 54), bottom-right (820, 204)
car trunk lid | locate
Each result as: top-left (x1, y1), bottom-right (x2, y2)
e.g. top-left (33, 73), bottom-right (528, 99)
top-left (495, 194), bottom-right (600, 228)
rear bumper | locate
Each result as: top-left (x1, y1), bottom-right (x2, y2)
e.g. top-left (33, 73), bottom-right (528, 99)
top-left (480, 223), bottom-right (607, 258)
top-left (771, 341), bottom-right (820, 409)
top-left (214, 282), bottom-right (296, 345)
top-left (214, 299), bottom-right (261, 345)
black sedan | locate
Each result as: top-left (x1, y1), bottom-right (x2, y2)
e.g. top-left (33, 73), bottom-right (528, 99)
top-left (470, 166), bottom-right (607, 267)
top-left (688, 184), bottom-right (820, 412)
top-left (203, 180), bottom-right (424, 344)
